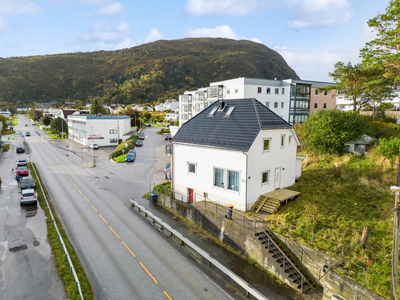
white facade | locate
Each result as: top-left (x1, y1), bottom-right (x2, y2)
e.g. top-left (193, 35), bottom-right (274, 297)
top-left (0, 111), bottom-right (11, 118)
top-left (173, 128), bottom-right (300, 211)
top-left (68, 115), bottom-right (131, 147)
top-left (164, 113), bottom-right (178, 121)
top-left (17, 107), bottom-right (29, 112)
top-left (336, 94), bottom-right (354, 111)
top-left (155, 99), bottom-right (179, 112)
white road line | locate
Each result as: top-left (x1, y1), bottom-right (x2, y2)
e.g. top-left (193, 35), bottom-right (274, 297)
top-left (85, 168), bottom-right (95, 175)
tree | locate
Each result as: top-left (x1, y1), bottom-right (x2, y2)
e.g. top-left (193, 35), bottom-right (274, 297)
top-left (90, 99), bottom-right (107, 115)
top-left (50, 118), bottom-right (68, 136)
top-left (40, 115), bottom-right (52, 126)
top-left (0, 115), bottom-right (8, 130)
top-left (142, 111), bottom-right (151, 120)
top-left (302, 109), bottom-right (373, 154)
top-left (29, 110), bottom-right (43, 122)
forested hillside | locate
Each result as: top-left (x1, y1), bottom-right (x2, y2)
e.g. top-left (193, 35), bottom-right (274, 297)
top-left (0, 38), bottom-right (299, 111)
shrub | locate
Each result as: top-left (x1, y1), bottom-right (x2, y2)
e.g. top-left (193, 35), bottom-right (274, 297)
top-left (377, 137), bottom-right (400, 159)
top-left (109, 135), bottom-right (138, 159)
top-left (2, 144), bottom-right (10, 151)
top-left (174, 120), bottom-right (179, 126)
top-left (371, 121), bottom-right (399, 139)
top-left (156, 128), bottom-right (170, 134)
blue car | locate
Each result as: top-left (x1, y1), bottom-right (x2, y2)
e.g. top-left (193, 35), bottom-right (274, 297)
top-left (125, 153), bottom-right (135, 162)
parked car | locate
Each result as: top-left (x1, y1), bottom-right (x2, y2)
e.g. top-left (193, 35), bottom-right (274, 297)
top-left (128, 149), bottom-right (136, 155)
top-left (20, 189), bottom-right (37, 206)
top-left (164, 162), bottom-right (171, 172)
top-left (24, 124), bottom-right (28, 127)
top-left (135, 140), bottom-right (143, 147)
top-left (138, 133), bottom-right (145, 140)
top-left (16, 166), bottom-right (29, 176)
top-left (25, 132), bottom-right (31, 137)
top-left (16, 159), bottom-right (28, 168)
top-left (21, 177), bottom-right (36, 191)
top-left (90, 143), bottom-right (99, 149)
top-left (125, 152), bottom-right (135, 162)
top-left (145, 124), bottom-right (151, 127)
top-left (16, 146), bottom-right (25, 153)
top-left (165, 136), bottom-right (172, 141)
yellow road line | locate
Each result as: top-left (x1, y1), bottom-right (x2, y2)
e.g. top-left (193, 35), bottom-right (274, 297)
top-left (139, 262), bottom-right (158, 284)
top-left (99, 214), bottom-right (107, 224)
top-left (163, 291), bottom-right (172, 300)
top-left (122, 241), bottom-right (136, 257)
top-left (84, 196), bottom-right (90, 203)
top-left (73, 184), bottom-right (78, 189)
top-left (69, 179), bottom-right (73, 184)
top-left (109, 226), bottom-right (120, 239)
top-left (65, 175), bottom-right (69, 178)
top-left (78, 190), bottom-right (83, 195)
top-left (91, 204), bottom-right (98, 212)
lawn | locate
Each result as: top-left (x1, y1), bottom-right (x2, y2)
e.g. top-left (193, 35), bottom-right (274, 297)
top-left (269, 152), bottom-right (396, 297)
top-left (113, 154), bottom-right (127, 163)
top-left (46, 133), bottom-right (65, 139)
top-left (153, 123), bottom-right (168, 127)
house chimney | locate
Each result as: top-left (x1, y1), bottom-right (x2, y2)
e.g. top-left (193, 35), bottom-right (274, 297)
top-left (220, 101), bottom-right (226, 110)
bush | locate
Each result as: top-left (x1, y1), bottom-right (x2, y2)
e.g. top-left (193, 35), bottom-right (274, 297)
top-left (2, 144), bottom-right (10, 151)
top-left (156, 128), bottom-right (170, 134)
top-left (108, 135), bottom-right (138, 159)
top-left (371, 121), bottom-right (399, 139)
top-left (174, 120), bottom-right (179, 126)
top-left (377, 137), bottom-right (400, 159)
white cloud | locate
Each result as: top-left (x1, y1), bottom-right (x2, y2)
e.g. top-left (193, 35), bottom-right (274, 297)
top-left (184, 0), bottom-right (274, 16)
top-left (143, 28), bottom-right (163, 44)
top-left (286, 0), bottom-right (353, 29)
top-left (184, 25), bottom-right (239, 39)
top-left (361, 19), bottom-right (377, 41)
top-left (250, 37), bottom-right (262, 43)
top-left (90, 2), bottom-right (124, 17)
top-left (0, 0), bottom-right (40, 17)
top-left (0, 18), bottom-right (8, 32)
top-left (275, 46), bottom-right (360, 81)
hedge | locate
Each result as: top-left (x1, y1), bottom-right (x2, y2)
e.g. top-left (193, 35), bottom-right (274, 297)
top-left (109, 135), bottom-right (138, 159)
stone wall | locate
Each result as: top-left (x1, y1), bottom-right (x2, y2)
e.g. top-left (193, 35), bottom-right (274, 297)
top-left (153, 190), bottom-right (387, 299)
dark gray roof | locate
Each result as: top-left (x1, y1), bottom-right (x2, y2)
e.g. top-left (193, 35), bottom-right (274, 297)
top-left (173, 98), bottom-right (292, 151)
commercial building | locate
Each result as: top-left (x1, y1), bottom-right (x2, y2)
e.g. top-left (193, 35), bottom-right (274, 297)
top-left (67, 114), bottom-right (131, 147)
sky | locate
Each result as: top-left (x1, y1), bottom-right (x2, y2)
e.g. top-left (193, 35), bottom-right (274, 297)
top-left (0, 0), bottom-right (389, 82)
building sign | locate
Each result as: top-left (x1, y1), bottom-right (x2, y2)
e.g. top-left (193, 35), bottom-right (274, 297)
top-left (88, 134), bottom-right (104, 140)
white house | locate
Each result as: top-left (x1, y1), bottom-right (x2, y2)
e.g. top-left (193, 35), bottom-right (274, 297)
top-left (17, 106), bottom-right (29, 112)
top-left (0, 110), bottom-right (11, 118)
top-left (164, 113), bottom-right (178, 121)
top-left (55, 109), bottom-right (76, 120)
top-left (172, 98), bottom-right (302, 211)
top-left (67, 114), bottom-right (131, 147)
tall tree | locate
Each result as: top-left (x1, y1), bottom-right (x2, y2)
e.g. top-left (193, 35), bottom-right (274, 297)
top-left (50, 118), bottom-right (68, 135)
top-left (90, 99), bottom-right (107, 115)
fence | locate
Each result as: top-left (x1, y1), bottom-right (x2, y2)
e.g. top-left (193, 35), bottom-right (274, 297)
top-left (31, 163), bottom-right (84, 299)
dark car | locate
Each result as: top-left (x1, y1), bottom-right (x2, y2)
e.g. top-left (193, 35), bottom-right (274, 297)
top-left (165, 136), bottom-right (172, 141)
top-left (135, 140), bottom-right (143, 147)
top-left (138, 132), bottom-right (145, 140)
top-left (145, 124), bottom-right (151, 127)
top-left (24, 124), bottom-right (28, 126)
top-left (25, 132), bottom-right (31, 137)
top-left (16, 146), bottom-right (25, 153)
top-left (21, 176), bottom-right (36, 191)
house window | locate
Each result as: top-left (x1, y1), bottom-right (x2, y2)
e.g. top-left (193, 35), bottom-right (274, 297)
top-left (262, 171), bottom-right (270, 184)
top-left (289, 135), bottom-right (292, 144)
top-left (235, 88), bottom-right (238, 93)
top-left (323, 103), bottom-right (327, 109)
top-left (110, 138), bottom-right (118, 143)
top-left (281, 102), bottom-right (284, 108)
top-left (109, 129), bottom-right (117, 134)
top-left (274, 102), bottom-right (278, 108)
top-left (282, 88), bottom-right (285, 94)
top-left (258, 87), bottom-right (262, 93)
top-left (266, 102), bottom-right (270, 108)
top-left (228, 170), bottom-right (239, 191)
top-left (227, 89), bottom-right (230, 94)
top-left (266, 88), bottom-right (271, 94)
top-left (188, 162), bottom-right (196, 174)
top-left (214, 168), bottom-right (224, 188)
top-left (324, 90), bottom-right (328, 96)
top-left (263, 138), bottom-right (271, 151)
top-left (281, 135), bottom-right (285, 148)
top-left (315, 90), bottom-right (319, 96)
top-left (275, 88), bottom-right (279, 94)
top-left (314, 103), bottom-right (318, 109)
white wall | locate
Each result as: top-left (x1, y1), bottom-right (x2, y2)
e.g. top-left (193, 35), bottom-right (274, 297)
top-left (86, 118), bottom-right (130, 146)
top-left (173, 144), bottom-right (247, 210)
top-left (246, 128), bottom-right (298, 210)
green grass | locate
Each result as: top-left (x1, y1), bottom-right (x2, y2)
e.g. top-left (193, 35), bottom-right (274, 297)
top-left (153, 123), bottom-right (167, 127)
top-left (29, 163), bottom-right (94, 300)
top-left (12, 121), bottom-right (18, 125)
top-left (113, 154), bottom-right (127, 163)
top-left (46, 133), bottom-right (63, 139)
top-left (269, 151), bottom-right (397, 297)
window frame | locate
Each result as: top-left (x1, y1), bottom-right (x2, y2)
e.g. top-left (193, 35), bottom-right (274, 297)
top-left (263, 138), bottom-right (271, 152)
top-left (188, 162), bottom-right (196, 175)
top-left (314, 103), bottom-right (318, 109)
top-left (266, 102), bottom-right (270, 108)
top-left (109, 129), bottom-right (117, 134)
top-left (213, 167), bottom-right (225, 189)
top-left (315, 90), bottom-right (319, 96)
top-left (227, 170), bottom-right (240, 192)
top-left (266, 87), bottom-right (271, 94)
top-left (281, 134), bottom-right (285, 148)
top-left (288, 135), bottom-right (292, 145)
top-left (275, 88), bottom-right (279, 94)
top-left (323, 103), bottom-right (327, 109)
top-left (261, 170), bottom-right (270, 185)
top-left (282, 88), bottom-right (285, 94)
top-left (281, 102), bottom-right (284, 108)
top-left (274, 102), bottom-right (278, 108)
top-left (110, 138), bottom-right (118, 143)
top-left (257, 87), bottom-right (262, 93)
top-left (324, 90), bottom-right (328, 96)
top-left (227, 88), bottom-right (230, 94)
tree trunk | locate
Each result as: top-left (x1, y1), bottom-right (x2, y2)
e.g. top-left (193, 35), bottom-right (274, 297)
top-left (361, 226), bottom-right (371, 249)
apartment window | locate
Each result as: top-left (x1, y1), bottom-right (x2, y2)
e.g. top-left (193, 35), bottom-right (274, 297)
top-left (289, 135), bottom-right (292, 144)
top-left (235, 88), bottom-right (238, 93)
top-left (282, 88), bottom-right (285, 94)
top-left (109, 129), bottom-right (117, 134)
top-left (214, 168), bottom-right (224, 188)
top-left (228, 170), bottom-right (239, 191)
top-left (274, 102), bottom-right (278, 108)
top-left (275, 88), bottom-right (279, 94)
top-left (324, 90), bottom-right (328, 96)
top-left (110, 138), bottom-right (118, 143)
top-left (227, 88), bottom-right (230, 94)
top-left (281, 102), bottom-right (284, 108)
top-left (315, 90), bottom-right (319, 96)
top-left (266, 88), bottom-right (271, 94)
top-left (258, 87), bottom-right (262, 93)
top-left (262, 171), bottom-right (270, 184)
top-left (281, 135), bottom-right (285, 148)
top-left (263, 138), bottom-right (271, 151)
top-left (266, 102), bottom-right (270, 108)
top-left (314, 103), bottom-right (318, 109)
top-left (323, 103), bottom-right (327, 109)
top-left (188, 162), bottom-right (196, 174)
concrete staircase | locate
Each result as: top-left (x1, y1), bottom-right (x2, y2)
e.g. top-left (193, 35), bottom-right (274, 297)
top-left (255, 229), bottom-right (318, 292)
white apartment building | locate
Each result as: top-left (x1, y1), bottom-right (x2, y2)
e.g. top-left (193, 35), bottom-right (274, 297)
top-left (67, 114), bottom-right (131, 147)
top-left (179, 77), bottom-right (334, 126)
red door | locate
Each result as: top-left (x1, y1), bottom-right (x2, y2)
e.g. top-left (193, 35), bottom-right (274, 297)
top-left (188, 188), bottom-right (193, 203)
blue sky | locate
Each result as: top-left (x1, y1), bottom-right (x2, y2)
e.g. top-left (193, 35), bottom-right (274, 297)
top-left (0, 0), bottom-right (389, 82)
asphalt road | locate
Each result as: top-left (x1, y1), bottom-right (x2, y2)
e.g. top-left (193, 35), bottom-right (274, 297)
top-left (24, 117), bottom-right (235, 300)
top-left (0, 117), bottom-right (66, 300)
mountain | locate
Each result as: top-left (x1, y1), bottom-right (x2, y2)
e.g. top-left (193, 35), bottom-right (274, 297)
top-left (0, 38), bottom-right (299, 110)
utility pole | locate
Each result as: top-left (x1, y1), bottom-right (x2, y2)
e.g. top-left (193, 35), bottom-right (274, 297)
top-left (397, 118), bottom-right (400, 185)
top-left (390, 186), bottom-right (400, 300)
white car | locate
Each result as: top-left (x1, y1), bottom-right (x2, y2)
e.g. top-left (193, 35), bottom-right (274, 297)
top-left (20, 189), bottom-right (37, 206)
top-left (90, 143), bottom-right (99, 149)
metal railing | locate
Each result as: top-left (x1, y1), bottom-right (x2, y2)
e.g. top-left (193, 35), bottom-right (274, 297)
top-left (130, 198), bottom-right (269, 300)
top-left (31, 163), bottom-right (84, 299)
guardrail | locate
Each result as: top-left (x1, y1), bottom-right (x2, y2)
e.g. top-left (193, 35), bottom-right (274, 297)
top-left (130, 198), bottom-right (269, 300)
top-left (31, 163), bottom-right (84, 299)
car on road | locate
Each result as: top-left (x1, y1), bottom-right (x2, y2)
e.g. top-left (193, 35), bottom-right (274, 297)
top-left (21, 177), bottom-right (36, 191)
top-left (128, 149), bottom-right (136, 155)
top-left (16, 146), bottom-right (25, 153)
top-left (16, 166), bottom-right (29, 176)
top-left (20, 189), bottom-right (37, 206)
top-left (135, 140), bottom-right (143, 147)
top-left (165, 136), bottom-right (172, 141)
top-left (125, 152), bottom-right (135, 162)
top-left (16, 159), bottom-right (28, 167)
top-left (24, 124), bottom-right (28, 126)
top-left (145, 123), bottom-right (151, 127)
top-left (25, 132), bottom-right (31, 137)
top-left (90, 143), bottom-right (99, 149)
top-left (138, 132), bottom-right (145, 140)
